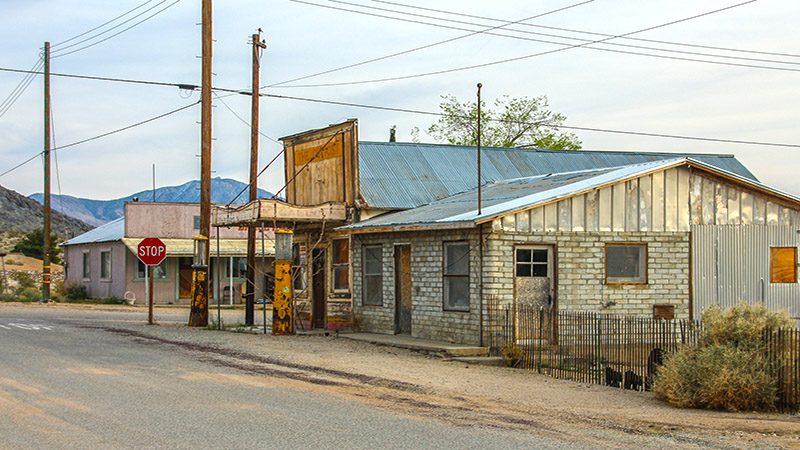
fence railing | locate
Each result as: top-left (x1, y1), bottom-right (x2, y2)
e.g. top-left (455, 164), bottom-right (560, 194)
top-left (486, 299), bottom-right (799, 412)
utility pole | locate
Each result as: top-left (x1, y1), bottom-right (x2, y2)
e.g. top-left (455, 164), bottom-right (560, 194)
top-left (245, 30), bottom-right (266, 327)
top-left (42, 41), bottom-right (52, 303)
top-left (189, 0), bottom-right (212, 327)
top-left (476, 82), bottom-right (482, 216)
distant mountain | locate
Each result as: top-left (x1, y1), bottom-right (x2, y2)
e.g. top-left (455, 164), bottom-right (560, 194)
top-left (0, 184), bottom-right (92, 237)
top-left (30, 178), bottom-right (272, 226)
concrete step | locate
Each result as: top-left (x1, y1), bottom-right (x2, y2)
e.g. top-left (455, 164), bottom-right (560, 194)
top-left (449, 356), bottom-right (505, 367)
top-left (340, 332), bottom-right (489, 357)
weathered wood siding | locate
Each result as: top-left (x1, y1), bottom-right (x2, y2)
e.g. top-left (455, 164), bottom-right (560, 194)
top-left (497, 167), bottom-right (800, 233)
top-left (283, 120), bottom-right (358, 207)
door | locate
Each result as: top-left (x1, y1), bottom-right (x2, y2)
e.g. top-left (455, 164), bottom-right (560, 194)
top-left (514, 245), bottom-right (555, 342)
top-left (394, 245), bottom-right (412, 335)
top-left (178, 257), bottom-right (193, 299)
top-left (312, 249), bottom-right (326, 329)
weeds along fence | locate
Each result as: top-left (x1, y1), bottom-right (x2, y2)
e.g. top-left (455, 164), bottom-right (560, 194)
top-left (486, 301), bottom-right (800, 412)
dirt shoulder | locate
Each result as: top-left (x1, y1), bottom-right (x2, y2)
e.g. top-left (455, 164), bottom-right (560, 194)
top-left (90, 320), bottom-right (799, 449)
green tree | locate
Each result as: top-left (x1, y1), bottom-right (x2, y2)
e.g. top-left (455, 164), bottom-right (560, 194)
top-left (12, 228), bottom-right (62, 264)
top-left (427, 95), bottom-right (582, 150)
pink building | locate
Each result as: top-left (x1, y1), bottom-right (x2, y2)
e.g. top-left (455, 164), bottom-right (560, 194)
top-left (62, 202), bottom-right (275, 305)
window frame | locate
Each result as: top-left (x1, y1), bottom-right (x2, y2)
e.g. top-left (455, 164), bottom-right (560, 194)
top-left (362, 244), bottom-right (383, 306)
top-left (442, 241), bottom-right (470, 312)
top-left (99, 249), bottom-right (112, 281)
top-left (604, 243), bottom-right (648, 285)
top-left (82, 251), bottom-right (91, 280)
top-left (769, 246), bottom-right (798, 284)
top-left (332, 238), bottom-right (350, 292)
top-left (136, 260), bottom-right (168, 280)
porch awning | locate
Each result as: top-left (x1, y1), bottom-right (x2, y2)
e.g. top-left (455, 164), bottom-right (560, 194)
top-left (121, 238), bottom-right (275, 258)
top-left (212, 199), bottom-right (347, 227)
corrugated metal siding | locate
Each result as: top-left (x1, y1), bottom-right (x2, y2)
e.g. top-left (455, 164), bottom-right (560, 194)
top-left (692, 225), bottom-right (800, 321)
top-left (358, 142), bottom-right (757, 209)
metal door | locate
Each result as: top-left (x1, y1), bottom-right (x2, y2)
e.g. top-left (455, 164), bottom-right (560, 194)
top-left (394, 245), bottom-right (412, 335)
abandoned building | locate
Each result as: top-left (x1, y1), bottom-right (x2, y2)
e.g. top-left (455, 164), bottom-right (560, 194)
top-left (62, 202), bottom-right (275, 305)
top-left (213, 119), bottom-right (800, 341)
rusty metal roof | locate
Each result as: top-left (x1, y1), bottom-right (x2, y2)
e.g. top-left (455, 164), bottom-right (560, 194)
top-left (357, 142), bottom-right (756, 210)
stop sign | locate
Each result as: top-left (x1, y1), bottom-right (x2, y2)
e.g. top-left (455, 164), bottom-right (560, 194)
top-left (137, 238), bottom-right (167, 265)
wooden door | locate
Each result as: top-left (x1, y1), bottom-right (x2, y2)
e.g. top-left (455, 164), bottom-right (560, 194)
top-left (312, 249), bottom-right (326, 329)
top-left (179, 257), bottom-right (193, 299)
top-left (394, 245), bottom-right (412, 335)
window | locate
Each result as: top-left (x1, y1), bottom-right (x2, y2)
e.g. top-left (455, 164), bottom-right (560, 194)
top-left (82, 252), bottom-right (91, 279)
top-left (137, 260), bottom-right (167, 279)
top-left (605, 244), bottom-right (647, 284)
top-left (443, 242), bottom-right (470, 311)
top-left (292, 244), bottom-right (307, 291)
top-left (516, 248), bottom-right (548, 277)
top-left (770, 247), bottom-right (797, 284)
top-left (100, 250), bottom-right (112, 280)
top-left (223, 257), bottom-right (247, 279)
top-left (193, 215), bottom-right (201, 230)
top-left (362, 245), bottom-right (383, 306)
top-left (332, 239), bottom-right (350, 291)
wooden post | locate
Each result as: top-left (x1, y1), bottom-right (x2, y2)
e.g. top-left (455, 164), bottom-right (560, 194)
top-left (42, 41), bottom-right (51, 303)
top-left (189, 0), bottom-right (212, 327)
top-left (245, 30), bottom-right (266, 326)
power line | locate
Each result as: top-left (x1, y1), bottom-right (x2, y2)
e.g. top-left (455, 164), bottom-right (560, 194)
top-left (53, 0), bottom-right (181, 58)
top-left (0, 101), bottom-right (199, 178)
top-left (282, 0), bottom-right (786, 88)
top-left (52, 0), bottom-right (158, 48)
top-left (2, 65), bottom-right (797, 149)
top-left (369, 0), bottom-right (800, 59)
top-left (213, 92), bottom-right (281, 144)
top-left (263, 93), bottom-right (800, 149)
top-left (0, 59), bottom-right (43, 119)
top-left (321, 0), bottom-right (800, 68)
top-left (269, 0), bottom-right (595, 87)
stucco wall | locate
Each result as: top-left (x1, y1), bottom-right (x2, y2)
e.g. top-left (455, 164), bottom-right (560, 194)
top-left (352, 229), bottom-right (482, 345)
top-left (63, 241), bottom-right (127, 300)
top-left (125, 202), bottom-right (254, 239)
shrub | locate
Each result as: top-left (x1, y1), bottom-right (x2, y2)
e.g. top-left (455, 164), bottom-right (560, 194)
top-left (16, 287), bottom-right (41, 303)
top-left (63, 282), bottom-right (88, 300)
top-left (653, 303), bottom-right (793, 412)
top-left (10, 271), bottom-right (36, 290)
top-left (501, 343), bottom-right (524, 367)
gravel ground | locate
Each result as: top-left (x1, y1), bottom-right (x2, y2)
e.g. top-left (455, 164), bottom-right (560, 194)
top-left (4, 303), bottom-right (799, 449)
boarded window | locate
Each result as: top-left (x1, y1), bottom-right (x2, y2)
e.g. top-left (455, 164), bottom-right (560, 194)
top-left (332, 239), bottom-right (350, 291)
top-left (363, 245), bottom-right (383, 305)
top-left (605, 244), bottom-right (647, 284)
top-left (516, 248), bottom-right (548, 277)
top-left (444, 242), bottom-right (470, 311)
top-left (770, 247), bottom-right (797, 284)
top-left (137, 260), bottom-right (167, 279)
top-left (100, 251), bottom-right (112, 280)
top-left (653, 304), bottom-right (675, 320)
top-left (82, 252), bottom-right (91, 279)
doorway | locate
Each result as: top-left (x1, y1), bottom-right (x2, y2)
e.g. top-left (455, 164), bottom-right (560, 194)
top-left (514, 245), bottom-right (555, 341)
top-left (312, 249), bottom-right (326, 329)
top-left (178, 257), bottom-right (193, 300)
top-left (394, 244), bottom-right (412, 335)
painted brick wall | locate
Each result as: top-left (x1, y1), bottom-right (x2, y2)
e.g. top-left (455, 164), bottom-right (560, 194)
top-left (485, 228), bottom-right (691, 318)
top-left (352, 229), bottom-right (482, 345)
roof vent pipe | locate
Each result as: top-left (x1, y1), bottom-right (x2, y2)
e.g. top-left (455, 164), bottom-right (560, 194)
top-left (389, 126), bottom-right (396, 142)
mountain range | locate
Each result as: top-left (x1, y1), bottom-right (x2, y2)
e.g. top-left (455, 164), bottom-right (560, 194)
top-left (0, 184), bottom-right (92, 238)
top-left (30, 178), bottom-right (272, 227)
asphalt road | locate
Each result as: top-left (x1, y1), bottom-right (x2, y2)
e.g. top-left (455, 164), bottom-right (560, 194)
top-left (0, 306), bottom-right (579, 449)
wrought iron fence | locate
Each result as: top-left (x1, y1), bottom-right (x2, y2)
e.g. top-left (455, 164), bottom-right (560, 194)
top-left (486, 298), bottom-right (799, 412)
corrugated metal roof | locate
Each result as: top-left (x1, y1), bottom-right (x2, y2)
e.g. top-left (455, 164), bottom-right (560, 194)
top-left (62, 217), bottom-right (125, 246)
top-left (342, 157), bottom-right (799, 232)
top-left (357, 142), bottom-right (757, 209)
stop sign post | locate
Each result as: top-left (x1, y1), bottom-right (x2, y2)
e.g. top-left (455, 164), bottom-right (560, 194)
top-left (137, 238), bottom-right (167, 324)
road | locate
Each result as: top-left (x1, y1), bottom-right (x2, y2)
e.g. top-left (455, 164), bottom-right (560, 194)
top-left (0, 305), bottom-right (575, 449)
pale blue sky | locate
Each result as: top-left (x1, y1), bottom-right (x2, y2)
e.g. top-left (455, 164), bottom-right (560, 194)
top-left (1, 0), bottom-right (798, 199)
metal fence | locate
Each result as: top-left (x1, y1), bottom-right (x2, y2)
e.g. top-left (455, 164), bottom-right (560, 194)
top-left (486, 299), bottom-right (800, 412)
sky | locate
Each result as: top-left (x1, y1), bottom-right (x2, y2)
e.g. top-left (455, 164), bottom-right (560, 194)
top-left (0, 0), bottom-right (798, 200)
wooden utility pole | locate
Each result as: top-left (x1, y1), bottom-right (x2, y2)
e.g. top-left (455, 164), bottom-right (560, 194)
top-left (189, 0), bottom-right (212, 327)
top-left (476, 82), bottom-right (482, 216)
top-left (245, 30), bottom-right (266, 326)
top-left (42, 41), bottom-right (51, 303)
